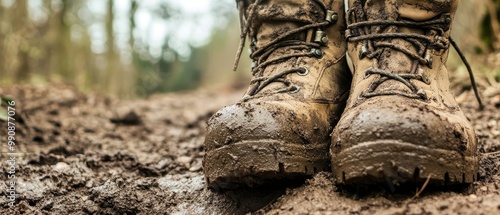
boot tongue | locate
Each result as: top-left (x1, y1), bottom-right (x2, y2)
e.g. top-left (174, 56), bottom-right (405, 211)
top-left (253, 22), bottom-right (307, 94)
top-left (250, 0), bottom-right (324, 50)
top-left (243, 0), bottom-right (324, 94)
top-left (363, 0), bottom-right (398, 22)
top-left (363, 0), bottom-right (409, 74)
top-left (398, 0), bottom-right (459, 21)
top-left (361, 0), bottom-right (458, 73)
top-left (256, 22), bottom-right (305, 50)
top-left (361, 0), bottom-right (440, 94)
top-left (360, 0), bottom-right (459, 95)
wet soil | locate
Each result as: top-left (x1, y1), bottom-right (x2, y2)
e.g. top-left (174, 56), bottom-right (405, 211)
top-left (0, 83), bottom-right (498, 214)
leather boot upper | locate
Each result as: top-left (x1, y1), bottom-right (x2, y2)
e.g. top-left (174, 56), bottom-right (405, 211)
top-left (205, 0), bottom-right (352, 151)
top-left (332, 0), bottom-right (477, 155)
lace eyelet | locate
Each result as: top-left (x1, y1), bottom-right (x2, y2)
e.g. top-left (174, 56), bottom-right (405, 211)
top-left (358, 92), bottom-right (367, 99)
top-left (314, 31), bottom-right (328, 46)
top-left (326, 10), bottom-right (339, 24)
top-left (312, 48), bottom-right (323, 58)
top-left (423, 76), bottom-right (431, 85)
top-left (417, 89), bottom-right (427, 99)
top-left (425, 54), bottom-right (433, 68)
top-left (289, 85), bottom-right (301, 94)
top-left (345, 29), bottom-right (353, 39)
top-left (364, 72), bottom-right (371, 79)
top-left (442, 14), bottom-right (451, 24)
top-left (297, 66), bottom-right (309, 76)
top-left (251, 61), bottom-right (257, 69)
top-left (359, 45), bottom-right (369, 59)
top-left (242, 95), bottom-right (251, 101)
top-left (331, 12), bottom-right (339, 24)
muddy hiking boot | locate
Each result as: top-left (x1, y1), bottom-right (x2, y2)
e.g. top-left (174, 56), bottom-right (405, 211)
top-left (203, 0), bottom-right (351, 190)
top-left (331, 0), bottom-right (483, 186)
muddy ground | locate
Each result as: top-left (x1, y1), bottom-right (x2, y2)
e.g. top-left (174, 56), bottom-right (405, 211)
top-left (0, 80), bottom-right (499, 214)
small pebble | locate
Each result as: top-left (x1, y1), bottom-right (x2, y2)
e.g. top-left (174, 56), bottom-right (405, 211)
top-left (189, 162), bottom-right (202, 172)
top-left (54, 162), bottom-right (70, 172)
top-left (176, 156), bottom-right (193, 164)
top-left (487, 120), bottom-right (497, 128)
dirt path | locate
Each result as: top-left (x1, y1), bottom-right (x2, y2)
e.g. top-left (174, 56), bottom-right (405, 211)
top-left (0, 84), bottom-right (498, 214)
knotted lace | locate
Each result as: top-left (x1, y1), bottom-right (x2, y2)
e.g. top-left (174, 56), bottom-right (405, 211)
top-left (233, 0), bottom-right (334, 98)
top-left (346, 10), bottom-right (484, 108)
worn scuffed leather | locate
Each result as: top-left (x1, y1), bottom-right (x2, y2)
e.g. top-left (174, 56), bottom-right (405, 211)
top-left (204, 0), bottom-right (352, 189)
top-left (331, 0), bottom-right (478, 185)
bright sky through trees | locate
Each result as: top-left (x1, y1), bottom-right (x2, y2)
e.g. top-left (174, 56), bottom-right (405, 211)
top-left (97, 0), bottom-right (234, 60)
top-left (14, 0), bottom-right (235, 60)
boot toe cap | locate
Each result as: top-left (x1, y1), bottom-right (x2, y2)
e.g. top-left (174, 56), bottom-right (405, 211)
top-left (203, 100), bottom-right (335, 188)
top-left (205, 100), bottom-right (332, 151)
top-left (332, 98), bottom-right (476, 154)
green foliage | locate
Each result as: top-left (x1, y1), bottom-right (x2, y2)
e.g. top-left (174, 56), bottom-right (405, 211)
top-left (0, 0), bottom-right (236, 97)
top-left (0, 97), bottom-right (14, 121)
top-left (480, 0), bottom-right (500, 52)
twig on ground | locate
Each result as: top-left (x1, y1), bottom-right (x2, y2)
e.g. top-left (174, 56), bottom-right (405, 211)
top-left (413, 174), bottom-right (432, 198)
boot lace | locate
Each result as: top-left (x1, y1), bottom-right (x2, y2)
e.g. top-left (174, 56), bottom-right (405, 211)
top-left (233, 0), bottom-right (338, 99)
top-left (346, 10), bottom-right (484, 108)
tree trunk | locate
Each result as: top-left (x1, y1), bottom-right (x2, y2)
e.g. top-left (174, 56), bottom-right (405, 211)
top-left (56, 0), bottom-right (73, 82)
top-left (13, 0), bottom-right (30, 82)
top-left (0, 3), bottom-right (5, 83)
top-left (125, 0), bottom-right (138, 97)
top-left (105, 0), bottom-right (120, 94)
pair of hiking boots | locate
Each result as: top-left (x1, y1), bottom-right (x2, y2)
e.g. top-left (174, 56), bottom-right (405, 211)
top-left (203, 0), bottom-right (482, 189)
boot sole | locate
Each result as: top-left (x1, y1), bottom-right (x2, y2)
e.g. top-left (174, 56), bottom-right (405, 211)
top-left (204, 140), bottom-right (329, 190)
top-left (331, 140), bottom-right (478, 186)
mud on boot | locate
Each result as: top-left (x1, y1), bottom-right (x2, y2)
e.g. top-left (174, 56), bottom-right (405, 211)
top-left (330, 0), bottom-right (481, 186)
top-left (203, 0), bottom-right (351, 190)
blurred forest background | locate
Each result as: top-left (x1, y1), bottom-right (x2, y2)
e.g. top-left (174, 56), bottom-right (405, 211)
top-left (0, 0), bottom-right (499, 98)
